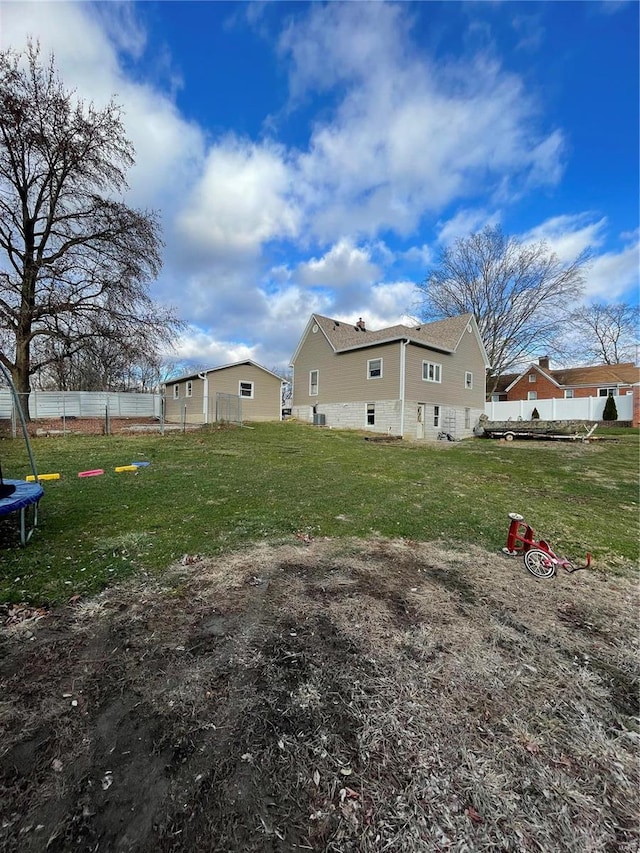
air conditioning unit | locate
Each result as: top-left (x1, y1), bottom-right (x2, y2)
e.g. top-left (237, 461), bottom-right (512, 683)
top-left (313, 413), bottom-right (326, 426)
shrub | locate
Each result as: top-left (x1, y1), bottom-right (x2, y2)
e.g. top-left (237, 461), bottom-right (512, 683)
top-left (531, 407), bottom-right (540, 419)
top-left (602, 394), bottom-right (618, 421)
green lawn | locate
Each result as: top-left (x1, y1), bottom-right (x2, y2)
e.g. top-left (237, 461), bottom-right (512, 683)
top-left (1, 422), bottom-right (638, 603)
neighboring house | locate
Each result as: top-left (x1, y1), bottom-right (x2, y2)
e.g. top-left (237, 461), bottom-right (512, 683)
top-left (164, 361), bottom-right (283, 425)
top-left (489, 357), bottom-right (640, 403)
top-left (290, 313), bottom-right (489, 440)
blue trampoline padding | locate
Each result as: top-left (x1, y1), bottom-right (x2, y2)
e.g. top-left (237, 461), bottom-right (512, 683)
top-left (0, 479), bottom-right (44, 516)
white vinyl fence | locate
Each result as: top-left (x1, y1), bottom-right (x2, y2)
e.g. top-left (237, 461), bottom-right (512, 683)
top-left (485, 394), bottom-right (634, 422)
top-left (0, 390), bottom-right (162, 420)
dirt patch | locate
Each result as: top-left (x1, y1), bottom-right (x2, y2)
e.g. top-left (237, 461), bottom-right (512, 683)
top-left (1, 538), bottom-right (638, 852)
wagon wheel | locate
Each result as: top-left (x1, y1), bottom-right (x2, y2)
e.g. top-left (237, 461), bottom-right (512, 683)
top-left (524, 549), bottom-right (556, 579)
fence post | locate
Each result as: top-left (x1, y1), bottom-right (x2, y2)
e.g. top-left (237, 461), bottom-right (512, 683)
top-left (62, 392), bottom-right (66, 434)
top-left (182, 404), bottom-right (186, 433)
top-left (105, 404), bottom-right (110, 436)
top-left (160, 396), bottom-right (165, 436)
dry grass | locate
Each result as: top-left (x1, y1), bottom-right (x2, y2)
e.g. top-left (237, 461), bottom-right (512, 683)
top-left (1, 538), bottom-right (638, 852)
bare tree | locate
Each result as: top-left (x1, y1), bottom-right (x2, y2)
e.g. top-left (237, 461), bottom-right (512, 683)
top-left (568, 302), bottom-right (638, 365)
top-left (0, 43), bottom-right (182, 417)
top-left (416, 226), bottom-right (589, 391)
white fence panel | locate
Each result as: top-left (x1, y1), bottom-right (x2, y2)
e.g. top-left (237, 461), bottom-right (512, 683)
top-left (484, 395), bottom-right (633, 422)
top-left (0, 390), bottom-right (162, 419)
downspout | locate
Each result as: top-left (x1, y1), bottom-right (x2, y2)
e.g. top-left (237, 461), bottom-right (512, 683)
top-left (399, 340), bottom-right (409, 437)
top-left (198, 372), bottom-right (208, 424)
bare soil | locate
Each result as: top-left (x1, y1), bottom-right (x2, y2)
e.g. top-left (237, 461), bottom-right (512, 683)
top-left (1, 538), bottom-right (638, 852)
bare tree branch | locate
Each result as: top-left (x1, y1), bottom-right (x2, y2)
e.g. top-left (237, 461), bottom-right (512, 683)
top-left (415, 226), bottom-right (589, 391)
top-left (0, 42), bottom-right (183, 417)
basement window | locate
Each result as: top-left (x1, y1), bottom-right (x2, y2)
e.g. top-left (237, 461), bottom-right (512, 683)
top-left (239, 381), bottom-right (254, 399)
top-left (367, 403), bottom-right (375, 426)
top-left (433, 405), bottom-right (440, 427)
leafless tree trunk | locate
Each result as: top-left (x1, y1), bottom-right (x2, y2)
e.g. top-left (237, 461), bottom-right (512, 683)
top-left (0, 43), bottom-right (182, 418)
top-left (415, 226), bottom-right (589, 392)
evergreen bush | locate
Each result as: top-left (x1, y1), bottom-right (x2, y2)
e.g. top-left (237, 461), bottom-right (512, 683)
top-left (602, 394), bottom-right (618, 421)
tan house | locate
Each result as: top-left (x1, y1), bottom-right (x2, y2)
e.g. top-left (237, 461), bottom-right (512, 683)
top-left (490, 357), bottom-right (640, 403)
top-left (164, 360), bottom-right (283, 425)
top-left (290, 313), bottom-right (490, 439)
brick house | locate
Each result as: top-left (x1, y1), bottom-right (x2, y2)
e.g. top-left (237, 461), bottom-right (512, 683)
top-left (489, 357), bottom-right (640, 404)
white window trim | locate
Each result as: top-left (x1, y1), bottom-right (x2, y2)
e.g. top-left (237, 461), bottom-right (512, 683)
top-left (422, 361), bottom-right (442, 383)
top-left (239, 380), bottom-right (254, 399)
top-left (465, 371), bottom-right (473, 390)
top-left (598, 387), bottom-right (618, 397)
top-left (309, 369), bottom-right (319, 396)
top-left (366, 402), bottom-right (375, 426)
top-left (173, 384), bottom-right (179, 399)
top-left (367, 357), bottom-right (383, 380)
top-left (186, 380), bottom-right (193, 398)
top-left (433, 405), bottom-right (440, 427)
top-left (529, 374), bottom-right (537, 383)
top-left (564, 389), bottom-right (574, 399)
top-left (527, 391), bottom-right (537, 401)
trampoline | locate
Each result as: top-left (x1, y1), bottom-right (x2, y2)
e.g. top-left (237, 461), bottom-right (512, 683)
top-left (0, 479), bottom-right (44, 545)
top-left (0, 362), bottom-right (44, 546)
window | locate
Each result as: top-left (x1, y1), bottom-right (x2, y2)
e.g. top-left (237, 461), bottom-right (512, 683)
top-left (529, 374), bottom-right (537, 383)
top-left (366, 403), bottom-right (375, 425)
top-left (309, 370), bottom-right (319, 396)
top-left (564, 389), bottom-right (574, 399)
top-left (422, 361), bottom-right (442, 383)
top-left (527, 391), bottom-right (537, 401)
top-left (599, 387), bottom-right (618, 397)
top-left (367, 358), bottom-right (382, 379)
top-left (173, 384), bottom-right (179, 399)
top-left (433, 405), bottom-right (440, 427)
top-left (464, 408), bottom-right (471, 429)
top-left (465, 371), bottom-right (473, 390)
top-left (491, 394), bottom-right (501, 402)
top-left (239, 381), bottom-right (254, 399)
top-left (186, 380), bottom-right (192, 398)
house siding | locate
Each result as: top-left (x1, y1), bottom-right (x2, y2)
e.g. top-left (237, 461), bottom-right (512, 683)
top-left (165, 376), bottom-right (206, 424)
top-left (210, 364), bottom-right (281, 422)
top-left (164, 365), bottom-right (281, 424)
top-left (292, 330), bottom-right (401, 407)
top-left (291, 317), bottom-right (488, 439)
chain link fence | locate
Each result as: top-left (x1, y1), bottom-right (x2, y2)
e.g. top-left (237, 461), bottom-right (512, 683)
top-left (214, 393), bottom-right (242, 426)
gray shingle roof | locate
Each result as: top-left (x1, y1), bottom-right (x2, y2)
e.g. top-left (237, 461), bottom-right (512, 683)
top-left (313, 313), bottom-right (474, 353)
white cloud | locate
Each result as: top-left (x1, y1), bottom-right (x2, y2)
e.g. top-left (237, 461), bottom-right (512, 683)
top-left (175, 138), bottom-right (299, 258)
top-left (583, 240), bottom-right (640, 301)
top-left (437, 208), bottom-right (501, 246)
top-left (295, 239), bottom-right (381, 288)
top-left (282, 5), bottom-right (565, 242)
top-left (521, 214), bottom-right (607, 262)
top-left (1, 2), bottom-right (205, 210)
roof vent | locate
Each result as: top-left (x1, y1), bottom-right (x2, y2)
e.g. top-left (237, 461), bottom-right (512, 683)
top-left (356, 317), bottom-right (366, 331)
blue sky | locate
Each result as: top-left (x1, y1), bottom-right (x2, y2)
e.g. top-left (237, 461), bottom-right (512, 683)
top-left (1, 1), bottom-right (638, 373)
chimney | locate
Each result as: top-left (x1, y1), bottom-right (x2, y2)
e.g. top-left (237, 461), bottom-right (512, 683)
top-left (539, 356), bottom-right (550, 370)
top-left (356, 317), bottom-right (366, 331)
